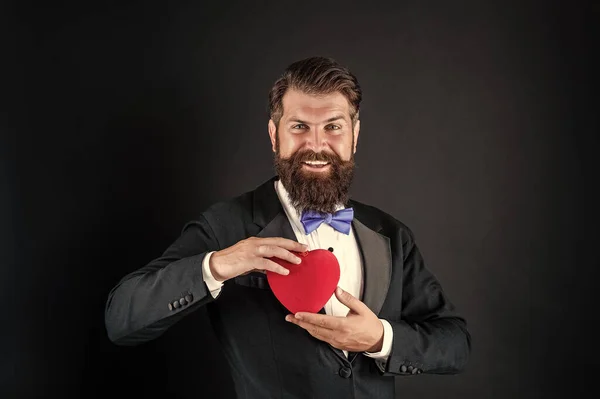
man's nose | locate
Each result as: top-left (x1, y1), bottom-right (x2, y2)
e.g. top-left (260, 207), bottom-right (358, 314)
top-left (305, 128), bottom-right (327, 151)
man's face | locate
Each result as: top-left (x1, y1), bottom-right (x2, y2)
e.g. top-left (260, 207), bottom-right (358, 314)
top-left (268, 89), bottom-right (359, 166)
top-left (268, 89), bottom-right (360, 214)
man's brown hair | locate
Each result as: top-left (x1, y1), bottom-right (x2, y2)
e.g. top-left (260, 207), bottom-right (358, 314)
top-left (268, 56), bottom-right (362, 127)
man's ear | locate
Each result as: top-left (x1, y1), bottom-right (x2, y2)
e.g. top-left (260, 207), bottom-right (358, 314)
top-left (353, 119), bottom-right (360, 154)
top-left (268, 119), bottom-right (277, 153)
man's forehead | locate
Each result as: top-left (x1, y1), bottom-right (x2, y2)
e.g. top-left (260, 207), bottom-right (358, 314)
top-left (281, 89), bottom-right (351, 120)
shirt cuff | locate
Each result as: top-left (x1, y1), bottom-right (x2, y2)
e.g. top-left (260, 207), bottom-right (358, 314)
top-left (202, 251), bottom-right (223, 298)
top-left (363, 319), bottom-right (393, 360)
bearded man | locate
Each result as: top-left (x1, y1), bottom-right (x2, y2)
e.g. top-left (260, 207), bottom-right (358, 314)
top-left (104, 56), bottom-right (471, 399)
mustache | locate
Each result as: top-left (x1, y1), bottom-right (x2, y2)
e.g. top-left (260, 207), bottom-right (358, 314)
top-left (290, 150), bottom-right (341, 163)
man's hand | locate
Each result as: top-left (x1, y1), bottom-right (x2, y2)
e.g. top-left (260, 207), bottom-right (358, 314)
top-left (209, 237), bottom-right (308, 282)
top-left (285, 286), bottom-right (384, 353)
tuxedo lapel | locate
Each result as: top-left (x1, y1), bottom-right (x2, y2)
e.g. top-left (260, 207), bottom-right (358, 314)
top-left (352, 218), bottom-right (392, 317)
top-left (252, 177), bottom-right (297, 242)
top-left (256, 211), bottom-right (297, 242)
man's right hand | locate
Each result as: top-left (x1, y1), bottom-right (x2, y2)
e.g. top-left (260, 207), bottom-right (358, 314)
top-left (209, 237), bottom-right (308, 282)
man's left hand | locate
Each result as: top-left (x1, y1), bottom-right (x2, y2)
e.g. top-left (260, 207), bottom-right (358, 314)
top-left (285, 286), bottom-right (384, 353)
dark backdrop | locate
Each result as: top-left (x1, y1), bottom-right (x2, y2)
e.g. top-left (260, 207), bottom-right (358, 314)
top-left (1, 0), bottom-right (598, 398)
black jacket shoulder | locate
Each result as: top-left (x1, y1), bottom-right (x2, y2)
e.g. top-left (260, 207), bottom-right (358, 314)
top-left (349, 198), bottom-right (417, 249)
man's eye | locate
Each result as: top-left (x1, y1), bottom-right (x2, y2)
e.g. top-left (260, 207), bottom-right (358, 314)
top-left (292, 124), bottom-right (308, 129)
top-left (326, 124), bottom-right (341, 130)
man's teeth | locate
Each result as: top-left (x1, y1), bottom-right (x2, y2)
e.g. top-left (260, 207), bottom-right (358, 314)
top-left (304, 161), bottom-right (329, 166)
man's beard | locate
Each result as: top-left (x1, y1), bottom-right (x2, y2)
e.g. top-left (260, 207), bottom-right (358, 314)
top-left (274, 146), bottom-right (355, 214)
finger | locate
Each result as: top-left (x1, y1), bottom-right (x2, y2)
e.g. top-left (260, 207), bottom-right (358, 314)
top-left (259, 258), bottom-right (290, 276)
top-left (334, 286), bottom-right (368, 314)
top-left (285, 315), bottom-right (334, 341)
top-left (293, 312), bottom-right (344, 330)
top-left (258, 237), bottom-right (308, 253)
top-left (257, 244), bottom-right (303, 264)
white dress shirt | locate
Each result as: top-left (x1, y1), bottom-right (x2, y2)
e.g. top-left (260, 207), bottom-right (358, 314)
top-left (202, 180), bottom-right (393, 362)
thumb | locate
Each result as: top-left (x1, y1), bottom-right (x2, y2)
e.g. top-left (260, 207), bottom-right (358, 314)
top-left (335, 286), bottom-right (365, 314)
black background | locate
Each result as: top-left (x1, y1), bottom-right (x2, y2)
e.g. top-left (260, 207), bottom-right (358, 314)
top-left (1, 0), bottom-right (598, 398)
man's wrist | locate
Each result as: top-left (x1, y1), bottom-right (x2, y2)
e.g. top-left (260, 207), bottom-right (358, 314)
top-left (209, 251), bottom-right (226, 282)
top-left (202, 252), bottom-right (224, 297)
top-left (364, 319), bottom-right (393, 359)
top-left (367, 320), bottom-right (385, 352)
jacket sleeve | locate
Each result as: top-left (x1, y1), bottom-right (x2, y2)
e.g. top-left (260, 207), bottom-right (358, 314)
top-left (376, 230), bottom-right (471, 376)
top-left (104, 215), bottom-right (221, 346)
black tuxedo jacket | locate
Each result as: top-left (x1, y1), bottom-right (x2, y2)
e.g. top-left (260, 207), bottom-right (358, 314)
top-left (105, 177), bottom-right (471, 399)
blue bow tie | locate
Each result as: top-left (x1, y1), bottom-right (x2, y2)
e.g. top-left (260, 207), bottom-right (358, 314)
top-left (300, 208), bottom-right (354, 235)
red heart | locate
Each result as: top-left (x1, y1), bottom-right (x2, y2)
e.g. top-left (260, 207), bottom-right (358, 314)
top-left (266, 249), bottom-right (340, 314)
